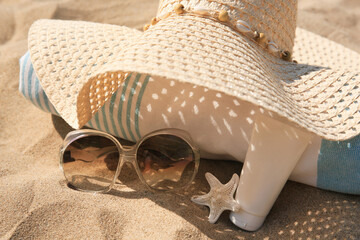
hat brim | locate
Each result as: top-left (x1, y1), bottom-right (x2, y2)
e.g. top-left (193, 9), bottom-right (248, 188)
top-left (28, 16), bottom-right (360, 140)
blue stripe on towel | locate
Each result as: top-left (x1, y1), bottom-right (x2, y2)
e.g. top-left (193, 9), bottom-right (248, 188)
top-left (317, 135), bottom-right (360, 194)
top-left (109, 91), bottom-right (120, 137)
top-left (101, 100), bottom-right (110, 134)
top-left (19, 53), bottom-right (29, 96)
top-left (135, 75), bottom-right (150, 139)
top-left (19, 51), bottom-right (55, 114)
top-left (27, 56), bottom-right (35, 105)
top-left (43, 92), bottom-right (53, 113)
top-left (118, 73), bottom-right (132, 140)
top-left (87, 119), bottom-right (94, 128)
top-left (94, 110), bottom-right (101, 131)
top-left (21, 53), bottom-right (30, 98)
top-left (126, 73), bottom-right (141, 142)
top-left (34, 72), bottom-right (44, 111)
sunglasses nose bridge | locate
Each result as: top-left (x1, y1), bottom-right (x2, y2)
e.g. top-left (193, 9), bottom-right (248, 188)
top-left (121, 148), bottom-right (136, 163)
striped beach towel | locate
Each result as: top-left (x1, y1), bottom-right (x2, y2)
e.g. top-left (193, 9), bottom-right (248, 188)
top-left (19, 51), bottom-right (360, 195)
top-left (19, 51), bottom-right (149, 142)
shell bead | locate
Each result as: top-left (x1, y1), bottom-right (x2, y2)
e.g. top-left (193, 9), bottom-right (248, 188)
top-left (268, 41), bottom-right (279, 53)
top-left (281, 50), bottom-right (291, 61)
top-left (193, 6), bottom-right (209, 15)
top-left (174, 4), bottom-right (185, 14)
top-left (253, 31), bottom-right (260, 39)
top-left (143, 24), bottom-right (150, 31)
top-left (144, 6), bottom-right (292, 61)
top-left (236, 20), bottom-right (251, 33)
top-left (151, 17), bottom-right (158, 25)
top-left (218, 10), bottom-right (230, 22)
top-left (258, 33), bottom-right (267, 43)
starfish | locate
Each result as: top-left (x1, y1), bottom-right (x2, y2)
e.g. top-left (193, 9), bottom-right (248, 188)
top-left (191, 172), bottom-right (241, 224)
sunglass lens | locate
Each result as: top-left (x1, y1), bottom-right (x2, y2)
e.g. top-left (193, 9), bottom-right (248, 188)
top-left (62, 135), bottom-right (119, 192)
top-left (137, 134), bottom-right (196, 190)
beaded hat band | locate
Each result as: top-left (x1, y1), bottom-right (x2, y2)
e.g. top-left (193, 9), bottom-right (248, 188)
top-left (27, 0), bottom-right (360, 141)
top-left (144, 4), bottom-right (294, 62)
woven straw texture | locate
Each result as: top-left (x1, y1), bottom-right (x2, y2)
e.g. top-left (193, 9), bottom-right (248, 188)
top-left (28, 0), bottom-right (360, 141)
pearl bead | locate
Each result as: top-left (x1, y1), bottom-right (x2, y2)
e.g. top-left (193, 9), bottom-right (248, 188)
top-left (218, 10), bottom-right (229, 22)
top-left (174, 4), bottom-right (185, 14)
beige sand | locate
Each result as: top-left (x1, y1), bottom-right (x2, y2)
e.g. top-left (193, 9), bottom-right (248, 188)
top-left (0, 0), bottom-right (359, 239)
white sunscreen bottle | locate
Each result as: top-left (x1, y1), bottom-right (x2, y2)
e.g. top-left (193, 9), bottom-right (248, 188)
top-left (230, 115), bottom-right (312, 231)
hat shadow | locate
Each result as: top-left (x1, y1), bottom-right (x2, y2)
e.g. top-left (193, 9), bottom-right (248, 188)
top-left (51, 114), bottom-right (360, 239)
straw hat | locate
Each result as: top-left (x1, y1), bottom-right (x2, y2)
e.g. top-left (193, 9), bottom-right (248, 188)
top-left (28, 0), bottom-right (360, 141)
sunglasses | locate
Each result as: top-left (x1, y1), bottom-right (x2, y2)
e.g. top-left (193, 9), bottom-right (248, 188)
top-left (60, 128), bottom-right (200, 192)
